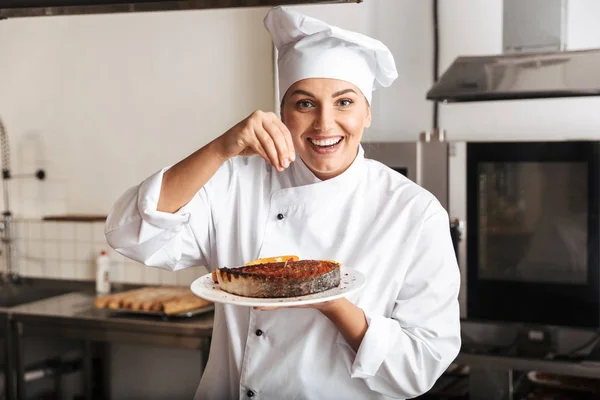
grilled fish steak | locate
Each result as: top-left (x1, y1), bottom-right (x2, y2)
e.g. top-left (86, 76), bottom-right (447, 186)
top-left (214, 260), bottom-right (341, 298)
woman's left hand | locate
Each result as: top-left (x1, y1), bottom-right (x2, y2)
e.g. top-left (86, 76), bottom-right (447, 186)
top-left (254, 298), bottom-right (368, 352)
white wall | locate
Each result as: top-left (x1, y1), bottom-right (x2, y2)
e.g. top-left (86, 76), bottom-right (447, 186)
top-left (567, 0), bottom-right (600, 50)
top-left (439, 0), bottom-right (600, 141)
top-left (0, 1), bottom-right (433, 219)
top-left (0, 7), bottom-right (274, 217)
top-left (289, 0), bottom-right (435, 141)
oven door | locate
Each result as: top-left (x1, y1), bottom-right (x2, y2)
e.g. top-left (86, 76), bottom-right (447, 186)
top-left (465, 140), bottom-right (600, 328)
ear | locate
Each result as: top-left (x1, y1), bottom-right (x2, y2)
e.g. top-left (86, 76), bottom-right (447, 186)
top-left (364, 104), bottom-right (372, 129)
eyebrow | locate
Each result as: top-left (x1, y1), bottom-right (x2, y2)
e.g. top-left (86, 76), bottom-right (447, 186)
top-left (289, 88), bottom-right (358, 98)
top-left (332, 89), bottom-right (357, 97)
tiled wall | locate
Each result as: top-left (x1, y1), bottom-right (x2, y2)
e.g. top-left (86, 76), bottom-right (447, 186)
top-left (2, 219), bottom-right (207, 286)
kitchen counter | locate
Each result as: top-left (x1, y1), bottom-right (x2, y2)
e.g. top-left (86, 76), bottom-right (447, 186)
top-left (1, 279), bottom-right (215, 400)
top-left (0, 277), bottom-right (214, 349)
top-left (10, 292), bottom-right (214, 348)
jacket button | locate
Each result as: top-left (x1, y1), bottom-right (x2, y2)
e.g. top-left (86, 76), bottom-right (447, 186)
top-left (247, 389), bottom-right (255, 397)
top-left (255, 329), bottom-right (263, 336)
top-left (277, 213), bottom-right (284, 220)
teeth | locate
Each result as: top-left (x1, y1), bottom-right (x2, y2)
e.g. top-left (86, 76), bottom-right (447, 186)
top-left (309, 137), bottom-right (342, 147)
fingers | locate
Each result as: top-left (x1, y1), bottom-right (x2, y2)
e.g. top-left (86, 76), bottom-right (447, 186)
top-left (254, 127), bottom-right (281, 170)
top-left (267, 115), bottom-right (296, 165)
top-left (245, 111), bottom-right (295, 172)
top-left (254, 306), bottom-right (280, 311)
top-left (274, 118), bottom-right (295, 163)
top-left (262, 121), bottom-right (289, 170)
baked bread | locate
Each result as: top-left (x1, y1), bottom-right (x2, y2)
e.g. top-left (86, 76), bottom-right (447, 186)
top-left (94, 287), bottom-right (212, 315)
top-left (213, 259), bottom-right (341, 298)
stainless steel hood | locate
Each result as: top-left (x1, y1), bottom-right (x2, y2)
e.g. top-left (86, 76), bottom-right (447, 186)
top-left (427, 48), bottom-right (600, 103)
top-left (0, 0), bottom-right (360, 18)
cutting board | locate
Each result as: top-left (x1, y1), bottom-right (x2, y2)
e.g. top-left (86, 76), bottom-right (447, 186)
top-left (94, 286), bottom-right (212, 315)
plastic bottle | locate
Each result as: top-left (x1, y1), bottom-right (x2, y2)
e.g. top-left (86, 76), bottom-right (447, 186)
top-left (95, 250), bottom-right (111, 294)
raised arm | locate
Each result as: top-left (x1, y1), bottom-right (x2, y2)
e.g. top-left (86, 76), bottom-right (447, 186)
top-left (158, 110), bottom-right (295, 213)
top-left (106, 111), bottom-right (295, 270)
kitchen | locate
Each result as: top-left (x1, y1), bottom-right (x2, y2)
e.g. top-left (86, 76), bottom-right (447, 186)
top-left (1, 0), bottom-right (600, 399)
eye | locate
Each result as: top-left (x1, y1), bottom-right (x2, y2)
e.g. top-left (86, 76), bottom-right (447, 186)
top-left (296, 100), bottom-right (314, 109)
top-left (337, 98), bottom-right (354, 107)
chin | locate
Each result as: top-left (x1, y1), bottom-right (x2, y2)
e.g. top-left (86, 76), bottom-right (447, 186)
top-left (310, 164), bottom-right (343, 179)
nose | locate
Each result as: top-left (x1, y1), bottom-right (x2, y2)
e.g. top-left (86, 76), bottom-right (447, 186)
top-left (312, 105), bottom-right (334, 132)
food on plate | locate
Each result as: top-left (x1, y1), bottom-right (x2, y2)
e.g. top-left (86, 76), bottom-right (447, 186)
top-left (244, 255), bottom-right (299, 266)
top-left (212, 259), bottom-right (341, 298)
top-left (211, 255), bottom-right (299, 283)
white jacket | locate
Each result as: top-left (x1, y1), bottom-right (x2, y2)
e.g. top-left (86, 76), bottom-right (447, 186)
top-left (105, 145), bottom-right (461, 400)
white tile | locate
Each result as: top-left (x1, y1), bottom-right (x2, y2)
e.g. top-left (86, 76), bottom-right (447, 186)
top-left (28, 240), bottom-right (44, 259)
top-left (123, 261), bottom-right (144, 284)
top-left (158, 269), bottom-right (177, 286)
top-left (75, 243), bottom-right (94, 262)
top-left (14, 221), bottom-right (26, 239)
top-left (59, 241), bottom-right (75, 262)
top-left (46, 180), bottom-right (67, 201)
top-left (59, 223), bottom-right (76, 241)
top-left (44, 200), bottom-right (67, 217)
top-left (108, 256), bottom-right (124, 283)
top-left (91, 243), bottom-right (106, 256)
top-left (13, 237), bottom-right (26, 259)
top-left (92, 222), bottom-right (106, 244)
top-left (176, 266), bottom-right (206, 286)
top-left (142, 266), bottom-right (161, 285)
top-left (43, 222), bottom-right (60, 241)
top-left (21, 181), bottom-right (37, 199)
top-left (44, 242), bottom-right (59, 260)
top-left (27, 260), bottom-right (44, 277)
top-left (22, 200), bottom-right (41, 218)
top-left (106, 247), bottom-right (120, 262)
top-left (76, 259), bottom-right (95, 281)
top-left (16, 257), bottom-right (30, 276)
top-left (43, 260), bottom-right (61, 279)
top-left (75, 223), bottom-right (92, 242)
top-left (58, 262), bottom-right (76, 280)
top-left (29, 221), bottom-right (42, 240)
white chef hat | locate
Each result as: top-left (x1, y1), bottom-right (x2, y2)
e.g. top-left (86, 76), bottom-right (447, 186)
top-left (264, 6), bottom-right (398, 105)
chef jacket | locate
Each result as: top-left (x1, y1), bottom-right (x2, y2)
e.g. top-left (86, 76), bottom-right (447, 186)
top-left (105, 145), bottom-right (461, 400)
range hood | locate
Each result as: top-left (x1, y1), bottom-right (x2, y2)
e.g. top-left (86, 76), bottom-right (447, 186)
top-left (427, 48), bottom-right (600, 103)
top-left (0, 0), bottom-right (360, 18)
top-left (427, 0), bottom-right (600, 103)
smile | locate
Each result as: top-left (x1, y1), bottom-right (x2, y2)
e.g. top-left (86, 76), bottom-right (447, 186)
top-left (307, 137), bottom-right (343, 148)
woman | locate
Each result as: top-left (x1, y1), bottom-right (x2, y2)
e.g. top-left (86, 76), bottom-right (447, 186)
top-left (106, 7), bottom-right (460, 400)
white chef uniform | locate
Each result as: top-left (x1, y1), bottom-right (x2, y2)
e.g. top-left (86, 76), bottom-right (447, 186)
top-left (105, 146), bottom-right (461, 399)
top-left (105, 6), bottom-right (460, 400)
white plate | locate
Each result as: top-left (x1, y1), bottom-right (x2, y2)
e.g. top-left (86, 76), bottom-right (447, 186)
top-left (190, 268), bottom-right (366, 307)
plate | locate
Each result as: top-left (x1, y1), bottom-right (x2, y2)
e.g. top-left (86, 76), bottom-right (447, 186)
top-left (190, 268), bottom-right (366, 307)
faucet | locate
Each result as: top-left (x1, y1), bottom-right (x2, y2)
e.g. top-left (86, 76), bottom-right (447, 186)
top-left (0, 116), bottom-right (46, 284)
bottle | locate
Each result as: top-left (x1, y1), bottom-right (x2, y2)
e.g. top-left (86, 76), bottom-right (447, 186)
top-left (96, 250), bottom-right (111, 294)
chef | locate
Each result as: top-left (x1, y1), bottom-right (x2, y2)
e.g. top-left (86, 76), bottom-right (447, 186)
top-left (105, 6), bottom-right (461, 400)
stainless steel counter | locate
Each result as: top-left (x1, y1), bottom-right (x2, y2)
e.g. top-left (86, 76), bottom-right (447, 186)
top-left (10, 292), bottom-right (214, 348)
top-left (0, 281), bottom-right (215, 400)
top-left (458, 352), bottom-right (600, 379)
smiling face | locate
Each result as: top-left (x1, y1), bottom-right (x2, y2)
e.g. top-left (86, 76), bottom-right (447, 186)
top-left (281, 78), bottom-right (372, 181)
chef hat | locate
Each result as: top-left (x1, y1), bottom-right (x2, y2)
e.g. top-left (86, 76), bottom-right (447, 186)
top-left (264, 6), bottom-right (398, 105)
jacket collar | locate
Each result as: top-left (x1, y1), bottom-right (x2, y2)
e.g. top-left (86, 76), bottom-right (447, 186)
top-left (288, 144), bottom-right (366, 191)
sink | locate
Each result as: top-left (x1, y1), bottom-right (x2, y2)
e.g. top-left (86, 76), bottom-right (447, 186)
top-left (0, 286), bottom-right (71, 308)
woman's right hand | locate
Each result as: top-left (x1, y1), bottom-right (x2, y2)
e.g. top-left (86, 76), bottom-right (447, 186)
top-left (215, 110), bottom-right (296, 172)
